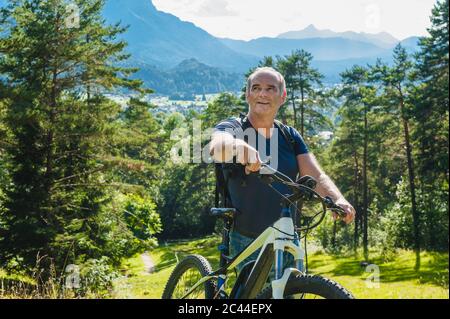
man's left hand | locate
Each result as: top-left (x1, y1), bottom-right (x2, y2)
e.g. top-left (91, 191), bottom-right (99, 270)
top-left (333, 197), bottom-right (356, 224)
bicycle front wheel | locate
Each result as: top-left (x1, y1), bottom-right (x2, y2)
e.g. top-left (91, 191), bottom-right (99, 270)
top-left (256, 273), bottom-right (354, 299)
top-left (162, 254), bottom-right (216, 299)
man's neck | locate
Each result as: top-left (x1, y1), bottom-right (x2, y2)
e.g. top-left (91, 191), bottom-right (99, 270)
top-left (247, 113), bottom-right (275, 138)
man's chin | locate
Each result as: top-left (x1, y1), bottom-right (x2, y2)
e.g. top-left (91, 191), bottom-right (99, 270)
top-left (252, 104), bottom-right (273, 113)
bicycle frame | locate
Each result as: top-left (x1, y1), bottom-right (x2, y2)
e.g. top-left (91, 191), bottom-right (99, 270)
top-left (179, 210), bottom-right (305, 299)
top-left (176, 164), bottom-right (346, 299)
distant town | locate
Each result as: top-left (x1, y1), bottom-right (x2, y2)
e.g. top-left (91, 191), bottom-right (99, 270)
top-left (105, 90), bottom-right (335, 141)
top-left (106, 92), bottom-right (238, 116)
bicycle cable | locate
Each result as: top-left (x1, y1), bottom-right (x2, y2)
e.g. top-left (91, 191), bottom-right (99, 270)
top-left (257, 164), bottom-right (335, 275)
top-left (266, 175), bottom-right (327, 234)
top-left (267, 183), bottom-right (303, 218)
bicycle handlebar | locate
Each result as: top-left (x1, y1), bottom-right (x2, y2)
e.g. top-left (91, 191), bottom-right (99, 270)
top-left (247, 163), bottom-right (347, 218)
top-left (323, 196), bottom-right (346, 217)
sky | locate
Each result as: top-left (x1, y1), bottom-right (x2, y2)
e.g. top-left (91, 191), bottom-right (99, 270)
top-left (152, 0), bottom-right (438, 41)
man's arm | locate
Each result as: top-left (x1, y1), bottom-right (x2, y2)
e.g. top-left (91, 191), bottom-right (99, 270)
top-left (209, 131), bottom-right (237, 163)
top-left (209, 132), bottom-right (262, 173)
top-left (297, 153), bottom-right (355, 224)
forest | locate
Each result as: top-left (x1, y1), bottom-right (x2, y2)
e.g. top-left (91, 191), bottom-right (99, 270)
top-left (0, 0), bottom-right (448, 298)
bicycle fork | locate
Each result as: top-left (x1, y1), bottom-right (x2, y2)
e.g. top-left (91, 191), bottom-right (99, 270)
top-left (271, 215), bottom-right (305, 299)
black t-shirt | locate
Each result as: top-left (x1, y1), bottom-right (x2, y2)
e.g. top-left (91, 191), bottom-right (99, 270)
top-left (214, 117), bottom-right (309, 238)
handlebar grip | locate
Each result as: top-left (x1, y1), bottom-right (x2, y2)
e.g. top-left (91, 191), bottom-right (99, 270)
top-left (324, 196), bottom-right (347, 217)
top-left (331, 206), bottom-right (346, 217)
top-left (244, 162), bottom-right (271, 175)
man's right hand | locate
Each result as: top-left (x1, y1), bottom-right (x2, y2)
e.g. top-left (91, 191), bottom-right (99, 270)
top-left (210, 133), bottom-right (262, 173)
top-left (235, 141), bottom-right (262, 174)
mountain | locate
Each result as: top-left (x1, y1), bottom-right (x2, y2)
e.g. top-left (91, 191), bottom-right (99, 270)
top-left (102, 0), bottom-right (258, 72)
top-left (218, 36), bottom-right (388, 61)
top-left (0, 0), bottom-right (424, 91)
top-left (400, 36), bottom-right (422, 52)
top-left (312, 36), bottom-right (422, 83)
top-left (277, 24), bottom-right (399, 49)
top-left (131, 58), bottom-right (243, 96)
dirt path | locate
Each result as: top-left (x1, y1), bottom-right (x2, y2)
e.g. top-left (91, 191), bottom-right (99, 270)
top-left (141, 252), bottom-right (155, 273)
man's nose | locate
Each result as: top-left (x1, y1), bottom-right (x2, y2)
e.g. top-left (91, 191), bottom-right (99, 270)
top-left (258, 89), bottom-right (269, 98)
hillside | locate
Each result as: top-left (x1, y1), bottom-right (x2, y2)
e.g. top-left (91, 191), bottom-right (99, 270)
top-left (102, 0), bottom-right (258, 72)
top-left (130, 58), bottom-right (243, 96)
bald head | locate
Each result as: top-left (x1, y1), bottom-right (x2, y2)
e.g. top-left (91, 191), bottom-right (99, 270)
top-left (246, 67), bottom-right (286, 97)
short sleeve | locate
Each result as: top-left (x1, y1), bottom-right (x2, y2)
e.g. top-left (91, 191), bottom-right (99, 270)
top-left (288, 127), bottom-right (309, 155)
top-left (213, 118), bottom-right (241, 134)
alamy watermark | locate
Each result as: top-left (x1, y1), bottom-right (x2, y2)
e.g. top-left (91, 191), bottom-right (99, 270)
top-left (364, 3), bottom-right (381, 30)
top-left (365, 263), bottom-right (380, 289)
top-left (63, 2), bottom-right (80, 29)
top-left (169, 119), bottom-right (280, 171)
top-left (64, 264), bottom-right (81, 289)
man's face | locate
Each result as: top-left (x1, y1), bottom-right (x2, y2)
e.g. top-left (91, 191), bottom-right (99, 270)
top-left (246, 72), bottom-right (286, 118)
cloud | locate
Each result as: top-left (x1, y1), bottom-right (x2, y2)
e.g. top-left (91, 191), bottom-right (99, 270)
top-left (194, 0), bottom-right (238, 17)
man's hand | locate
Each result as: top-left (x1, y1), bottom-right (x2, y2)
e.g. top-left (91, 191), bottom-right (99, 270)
top-left (332, 197), bottom-right (356, 224)
top-left (235, 141), bottom-right (262, 174)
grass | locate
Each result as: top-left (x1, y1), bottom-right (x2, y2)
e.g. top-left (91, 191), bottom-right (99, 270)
top-left (112, 235), bottom-right (222, 299)
top-left (306, 249), bottom-right (449, 299)
top-left (0, 268), bottom-right (77, 299)
top-left (3, 236), bottom-right (448, 299)
top-left (114, 235), bottom-right (449, 299)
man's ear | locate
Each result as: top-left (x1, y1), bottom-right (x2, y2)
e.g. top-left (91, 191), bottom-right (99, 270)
top-left (280, 89), bottom-right (287, 104)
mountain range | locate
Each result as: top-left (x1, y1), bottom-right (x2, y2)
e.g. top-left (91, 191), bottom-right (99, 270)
top-left (0, 0), bottom-right (422, 94)
top-left (102, 0), bottom-right (420, 91)
top-left (277, 24), bottom-right (399, 49)
top-left (102, 0), bottom-right (259, 73)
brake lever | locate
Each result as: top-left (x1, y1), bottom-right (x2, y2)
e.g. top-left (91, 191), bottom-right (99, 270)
top-left (324, 196), bottom-right (347, 217)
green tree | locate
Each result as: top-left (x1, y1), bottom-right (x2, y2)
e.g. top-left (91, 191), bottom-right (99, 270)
top-left (371, 45), bottom-right (422, 268)
top-left (277, 50), bottom-right (323, 137)
top-left (338, 65), bottom-right (378, 260)
top-left (0, 97), bottom-right (10, 224)
top-left (0, 0), bottom-right (149, 272)
top-left (106, 97), bottom-right (162, 192)
top-left (277, 54), bottom-right (299, 125)
top-left (412, 0), bottom-right (449, 251)
top-left (157, 93), bottom-right (244, 239)
top-left (123, 193), bottom-right (161, 246)
top-left (201, 92), bottom-right (246, 128)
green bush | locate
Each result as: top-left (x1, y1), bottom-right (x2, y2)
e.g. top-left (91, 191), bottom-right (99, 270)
top-left (92, 191), bottom-right (162, 265)
top-left (311, 214), bottom-right (353, 254)
top-left (77, 256), bottom-right (119, 298)
top-left (123, 193), bottom-right (162, 244)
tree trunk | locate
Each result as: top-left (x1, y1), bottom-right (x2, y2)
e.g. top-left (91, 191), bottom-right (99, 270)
top-left (300, 88), bottom-right (305, 137)
top-left (291, 92), bottom-right (297, 128)
top-left (363, 106), bottom-right (369, 261)
top-left (399, 94), bottom-right (421, 269)
top-left (353, 149), bottom-right (360, 253)
top-left (332, 220), bottom-right (337, 249)
top-left (45, 57), bottom-right (58, 195)
top-left (86, 34), bottom-right (91, 104)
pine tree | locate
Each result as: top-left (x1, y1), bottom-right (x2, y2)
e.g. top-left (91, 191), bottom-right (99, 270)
top-left (277, 50), bottom-right (323, 136)
top-left (338, 65), bottom-right (377, 260)
top-left (371, 45), bottom-right (421, 268)
top-left (0, 0), bottom-right (148, 272)
top-left (412, 0), bottom-right (449, 250)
